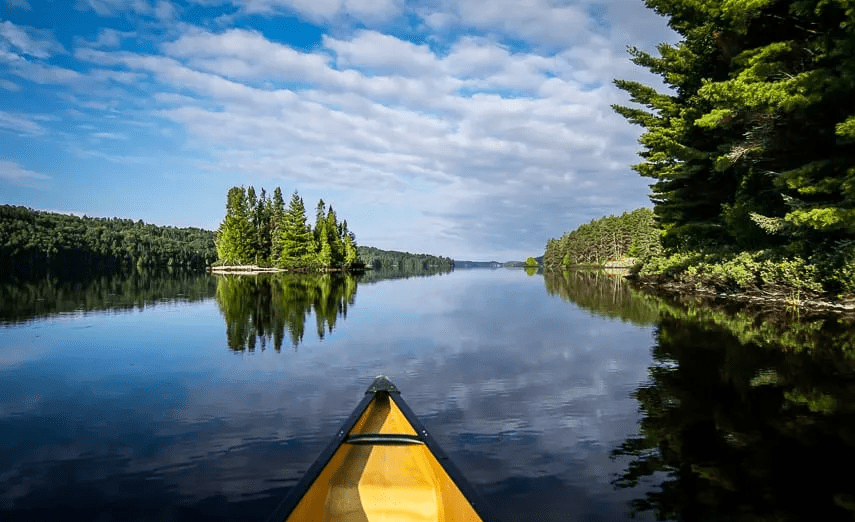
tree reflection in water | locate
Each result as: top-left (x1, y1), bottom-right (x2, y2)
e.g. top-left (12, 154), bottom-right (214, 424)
top-left (546, 269), bottom-right (855, 521)
top-left (214, 273), bottom-right (357, 351)
top-left (0, 269), bottom-right (217, 325)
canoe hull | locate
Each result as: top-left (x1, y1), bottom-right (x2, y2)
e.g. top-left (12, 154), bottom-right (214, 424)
top-left (268, 377), bottom-right (498, 522)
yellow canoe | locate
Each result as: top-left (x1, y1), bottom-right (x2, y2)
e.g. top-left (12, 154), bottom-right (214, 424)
top-left (268, 376), bottom-right (498, 522)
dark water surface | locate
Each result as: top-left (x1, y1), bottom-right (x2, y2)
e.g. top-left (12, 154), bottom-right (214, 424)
top-left (2, 269), bottom-right (855, 521)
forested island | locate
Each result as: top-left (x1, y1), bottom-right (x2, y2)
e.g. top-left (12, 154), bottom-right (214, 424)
top-left (549, 0), bottom-right (855, 310)
top-left (215, 186), bottom-right (360, 271)
top-left (0, 205), bottom-right (217, 277)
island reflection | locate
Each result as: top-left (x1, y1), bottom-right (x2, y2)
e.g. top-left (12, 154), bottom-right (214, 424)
top-left (213, 266), bottom-right (452, 351)
top-left (214, 273), bottom-right (357, 351)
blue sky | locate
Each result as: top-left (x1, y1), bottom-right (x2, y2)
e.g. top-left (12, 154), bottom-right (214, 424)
top-left (0, 0), bottom-right (676, 260)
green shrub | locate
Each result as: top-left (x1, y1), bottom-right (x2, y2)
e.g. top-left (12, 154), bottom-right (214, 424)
top-left (636, 249), bottom-right (826, 293)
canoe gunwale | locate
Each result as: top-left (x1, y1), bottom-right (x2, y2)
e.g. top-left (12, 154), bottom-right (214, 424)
top-left (265, 376), bottom-right (502, 522)
top-left (264, 390), bottom-right (374, 522)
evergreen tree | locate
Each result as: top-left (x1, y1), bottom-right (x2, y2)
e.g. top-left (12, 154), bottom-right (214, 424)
top-left (325, 207), bottom-right (346, 266)
top-left (341, 220), bottom-right (358, 267)
top-left (216, 187), bottom-right (255, 264)
top-left (270, 188), bottom-right (286, 265)
top-left (314, 199), bottom-right (326, 242)
top-left (613, 0), bottom-right (855, 283)
top-left (253, 188), bottom-right (272, 263)
top-left (278, 191), bottom-right (314, 265)
top-left (314, 199), bottom-right (331, 266)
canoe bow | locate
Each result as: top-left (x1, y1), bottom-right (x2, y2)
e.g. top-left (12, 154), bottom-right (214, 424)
top-left (267, 376), bottom-right (499, 522)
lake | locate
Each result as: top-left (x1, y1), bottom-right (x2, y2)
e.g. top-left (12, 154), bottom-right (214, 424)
top-left (2, 268), bottom-right (855, 521)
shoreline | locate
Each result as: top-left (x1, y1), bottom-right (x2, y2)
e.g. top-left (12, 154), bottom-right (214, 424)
top-left (209, 265), bottom-right (288, 274)
top-left (627, 274), bottom-right (855, 315)
top-left (208, 265), bottom-right (362, 275)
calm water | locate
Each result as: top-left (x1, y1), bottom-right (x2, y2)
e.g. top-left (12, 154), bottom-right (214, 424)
top-left (2, 269), bottom-right (855, 521)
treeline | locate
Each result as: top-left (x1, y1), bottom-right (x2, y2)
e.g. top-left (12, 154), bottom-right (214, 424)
top-left (216, 186), bottom-right (360, 270)
top-left (356, 246), bottom-right (454, 271)
top-left (613, 0), bottom-right (855, 294)
top-left (543, 208), bottom-right (661, 268)
top-left (0, 205), bottom-right (217, 277)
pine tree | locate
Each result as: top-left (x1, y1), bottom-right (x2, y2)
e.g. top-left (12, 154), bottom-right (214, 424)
top-left (614, 0), bottom-right (855, 269)
top-left (216, 187), bottom-right (255, 265)
top-left (326, 206), bottom-right (343, 266)
top-left (253, 188), bottom-right (272, 263)
top-left (270, 187), bottom-right (285, 265)
top-left (342, 221), bottom-right (358, 267)
top-left (314, 199), bottom-right (331, 266)
top-left (278, 191), bottom-right (315, 266)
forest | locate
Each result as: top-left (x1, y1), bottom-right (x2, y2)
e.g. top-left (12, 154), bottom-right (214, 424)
top-left (215, 186), bottom-right (360, 270)
top-left (543, 208), bottom-right (662, 268)
top-left (607, 0), bottom-right (855, 297)
top-left (0, 205), bottom-right (217, 277)
top-left (356, 246), bottom-right (454, 271)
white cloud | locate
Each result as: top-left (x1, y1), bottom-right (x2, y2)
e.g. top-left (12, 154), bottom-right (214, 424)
top-left (92, 131), bottom-right (129, 139)
top-left (0, 21), bottom-right (65, 59)
top-left (89, 68), bottom-right (147, 84)
top-left (194, 0), bottom-right (404, 22)
top-left (0, 160), bottom-right (51, 188)
top-left (161, 28), bottom-right (330, 83)
top-left (418, 0), bottom-right (590, 49)
top-left (79, 0), bottom-right (177, 19)
top-left (325, 30), bottom-right (439, 77)
top-left (87, 28), bottom-right (137, 48)
top-left (342, 0), bottom-right (402, 21)
top-left (0, 78), bottom-right (20, 91)
top-left (4, 0), bottom-right (31, 8)
top-left (6, 60), bottom-right (84, 84)
top-left (154, 0), bottom-right (177, 19)
top-left (0, 111), bottom-right (47, 136)
top-left (418, 0), bottom-right (677, 53)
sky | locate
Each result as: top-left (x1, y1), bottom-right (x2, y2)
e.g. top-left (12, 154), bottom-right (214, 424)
top-left (0, 0), bottom-right (678, 261)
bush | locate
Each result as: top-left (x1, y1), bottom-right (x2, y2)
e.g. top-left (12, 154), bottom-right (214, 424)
top-left (635, 249), bottom-right (825, 293)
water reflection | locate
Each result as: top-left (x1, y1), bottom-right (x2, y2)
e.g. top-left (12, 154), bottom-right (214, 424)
top-left (547, 269), bottom-right (855, 521)
top-left (544, 270), bottom-right (660, 326)
top-left (6, 266), bottom-right (855, 521)
top-left (213, 267), bottom-right (458, 351)
top-left (356, 266), bottom-right (453, 284)
top-left (613, 314), bottom-right (855, 521)
top-left (214, 273), bottom-right (357, 351)
top-left (0, 270), bottom-right (217, 325)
